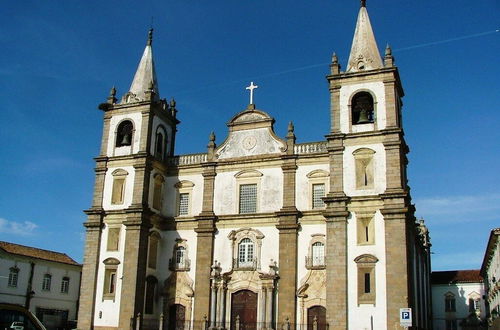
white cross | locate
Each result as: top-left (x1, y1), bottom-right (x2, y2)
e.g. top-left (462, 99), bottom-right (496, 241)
top-left (246, 82), bottom-right (258, 105)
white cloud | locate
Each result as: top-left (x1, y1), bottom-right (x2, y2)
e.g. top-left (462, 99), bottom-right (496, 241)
top-left (415, 193), bottom-right (500, 217)
top-left (0, 218), bottom-right (38, 236)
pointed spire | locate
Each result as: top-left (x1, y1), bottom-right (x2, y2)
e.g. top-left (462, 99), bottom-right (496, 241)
top-left (346, 1), bottom-right (383, 72)
top-left (127, 29), bottom-right (159, 102)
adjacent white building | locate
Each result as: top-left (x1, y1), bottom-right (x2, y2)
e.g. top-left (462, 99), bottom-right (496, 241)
top-left (481, 228), bottom-right (500, 329)
top-left (431, 270), bottom-right (486, 330)
top-left (0, 241), bottom-right (81, 329)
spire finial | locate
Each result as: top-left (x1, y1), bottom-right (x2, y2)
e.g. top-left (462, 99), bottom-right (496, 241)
top-left (385, 43), bottom-right (392, 56)
top-left (361, 0), bottom-right (366, 7)
top-left (147, 28), bottom-right (153, 46)
top-left (332, 52), bottom-right (338, 64)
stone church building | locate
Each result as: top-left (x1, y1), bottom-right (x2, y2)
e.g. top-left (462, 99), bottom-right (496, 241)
top-left (78, 3), bottom-right (432, 330)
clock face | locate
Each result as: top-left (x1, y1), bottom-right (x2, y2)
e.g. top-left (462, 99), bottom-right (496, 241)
top-left (242, 136), bottom-right (257, 150)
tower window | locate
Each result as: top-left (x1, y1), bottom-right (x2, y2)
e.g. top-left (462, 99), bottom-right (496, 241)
top-left (148, 233), bottom-right (160, 269)
top-left (144, 276), bottom-right (157, 314)
top-left (355, 254), bottom-right (378, 304)
top-left (357, 216), bottom-right (375, 245)
top-left (152, 174), bottom-right (164, 211)
top-left (239, 184), bottom-right (257, 214)
top-left (155, 132), bottom-right (164, 159)
top-left (353, 148), bottom-right (375, 190)
top-left (352, 92), bottom-right (374, 125)
top-left (111, 169), bottom-right (128, 205)
top-left (116, 120), bottom-right (133, 147)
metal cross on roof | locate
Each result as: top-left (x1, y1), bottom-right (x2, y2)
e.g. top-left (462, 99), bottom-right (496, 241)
top-left (246, 82), bottom-right (258, 105)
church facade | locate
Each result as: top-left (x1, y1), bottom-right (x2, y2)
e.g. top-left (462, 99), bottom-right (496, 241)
top-left (78, 3), bottom-right (432, 330)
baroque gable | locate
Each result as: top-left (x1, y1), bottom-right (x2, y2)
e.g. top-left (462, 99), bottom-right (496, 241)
top-left (216, 106), bottom-right (286, 159)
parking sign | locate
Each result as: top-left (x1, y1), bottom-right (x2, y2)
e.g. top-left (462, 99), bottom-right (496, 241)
top-left (400, 308), bottom-right (412, 327)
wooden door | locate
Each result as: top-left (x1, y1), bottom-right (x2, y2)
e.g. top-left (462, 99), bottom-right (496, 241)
top-left (231, 290), bottom-right (258, 330)
top-left (168, 304), bottom-right (185, 330)
top-left (307, 306), bottom-right (326, 330)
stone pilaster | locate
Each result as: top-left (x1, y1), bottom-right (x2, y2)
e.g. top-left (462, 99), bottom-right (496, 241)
top-left (193, 162), bottom-right (217, 322)
top-left (100, 114), bottom-right (112, 156)
top-left (383, 79), bottom-right (398, 128)
top-left (275, 155), bottom-right (299, 328)
top-left (77, 213), bottom-right (103, 330)
top-left (329, 85), bottom-right (341, 133)
top-left (118, 212), bottom-right (151, 329)
top-left (381, 203), bottom-right (410, 330)
top-left (323, 133), bottom-right (349, 330)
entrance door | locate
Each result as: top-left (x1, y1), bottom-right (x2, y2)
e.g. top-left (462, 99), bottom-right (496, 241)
top-left (307, 306), bottom-right (326, 330)
top-left (168, 304), bottom-right (185, 330)
top-left (231, 290), bottom-right (258, 330)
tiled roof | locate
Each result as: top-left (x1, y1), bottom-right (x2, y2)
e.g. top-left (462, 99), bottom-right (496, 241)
top-left (431, 270), bottom-right (482, 284)
top-left (0, 241), bottom-right (80, 266)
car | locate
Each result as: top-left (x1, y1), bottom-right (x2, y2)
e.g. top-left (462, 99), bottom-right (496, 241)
top-left (0, 303), bottom-right (47, 330)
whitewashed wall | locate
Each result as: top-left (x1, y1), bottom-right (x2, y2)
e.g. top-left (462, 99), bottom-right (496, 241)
top-left (295, 164), bottom-right (329, 211)
top-left (347, 210), bottom-right (387, 330)
top-left (432, 282), bottom-right (486, 330)
top-left (94, 224), bottom-right (126, 328)
top-left (213, 168), bottom-right (283, 215)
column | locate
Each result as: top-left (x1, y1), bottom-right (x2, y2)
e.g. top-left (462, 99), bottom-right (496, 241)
top-left (266, 287), bottom-right (273, 329)
top-left (260, 287), bottom-right (267, 329)
top-left (210, 283), bottom-right (217, 328)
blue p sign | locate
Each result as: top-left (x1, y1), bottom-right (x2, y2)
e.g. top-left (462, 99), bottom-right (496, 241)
top-left (402, 312), bottom-right (410, 320)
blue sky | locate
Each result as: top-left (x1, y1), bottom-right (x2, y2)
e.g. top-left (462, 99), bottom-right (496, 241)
top-left (0, 1), bottom-right (498, 271)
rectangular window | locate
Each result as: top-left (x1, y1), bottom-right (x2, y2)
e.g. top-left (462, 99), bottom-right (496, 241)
top-left (364, 273), bottom-right (371, 293)
top-left (312, 184), bottom-right (325, 209)
top-left (61, 277), bottom-right (70, 293)
top-left (42, 274), bottom-right (51, 291)
top-left (239, 184), bottom-right (257, 214)
top-left (357, 217), bottom-right (375, 245)
top-left (445, 297), bottom-right (456, 312)
top-left (111, 178), bottom-right (125, 204)
top-left (178, 193), bottom-right (189, 215)
top-left (104, 269), bottom-right (117, 297)
top-left (357, 266), bottom-right (375, 304)
top-left (148, 237), bottom-right (159, 269)
top-left (8, 268), bottom-right (19, 287)
top-left (107, 227), bottom-right (120, 251)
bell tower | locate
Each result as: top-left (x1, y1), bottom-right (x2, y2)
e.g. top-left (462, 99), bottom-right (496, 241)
top-left (78, 29), bottom-right (179, 329)
top-left (324, 1), bottom-right (414, 329)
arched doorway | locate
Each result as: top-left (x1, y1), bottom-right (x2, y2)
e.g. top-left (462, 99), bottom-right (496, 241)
top-left (231, 290), bottom-right (258, 330)
top-left (168, 304), bottom-right (185, 330)
top-left (307, 305), bottom-right (326, 330)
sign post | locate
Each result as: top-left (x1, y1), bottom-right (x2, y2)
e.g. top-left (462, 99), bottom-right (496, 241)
top-left (400, 308), bottom-right (412, 329)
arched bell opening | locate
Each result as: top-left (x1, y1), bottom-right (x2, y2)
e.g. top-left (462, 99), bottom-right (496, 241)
top-left (351, 92), bottom-right (374, 125)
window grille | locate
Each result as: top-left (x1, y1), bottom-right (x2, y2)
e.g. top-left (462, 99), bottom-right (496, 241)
top-left (61, 277), bottom-right (70, 293)
top-left (311, 242), bottom-right (325, 266)
top-left (312, 184), bottom-right (325, 209)
top-left (178, 193), bottom-right (189, 215)
top-left (42, 274), bottom-right (52, 291)
top-left (8, 268), bottom-right (19, 287)
top-left (239, 184), bottom-right (257, 214)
